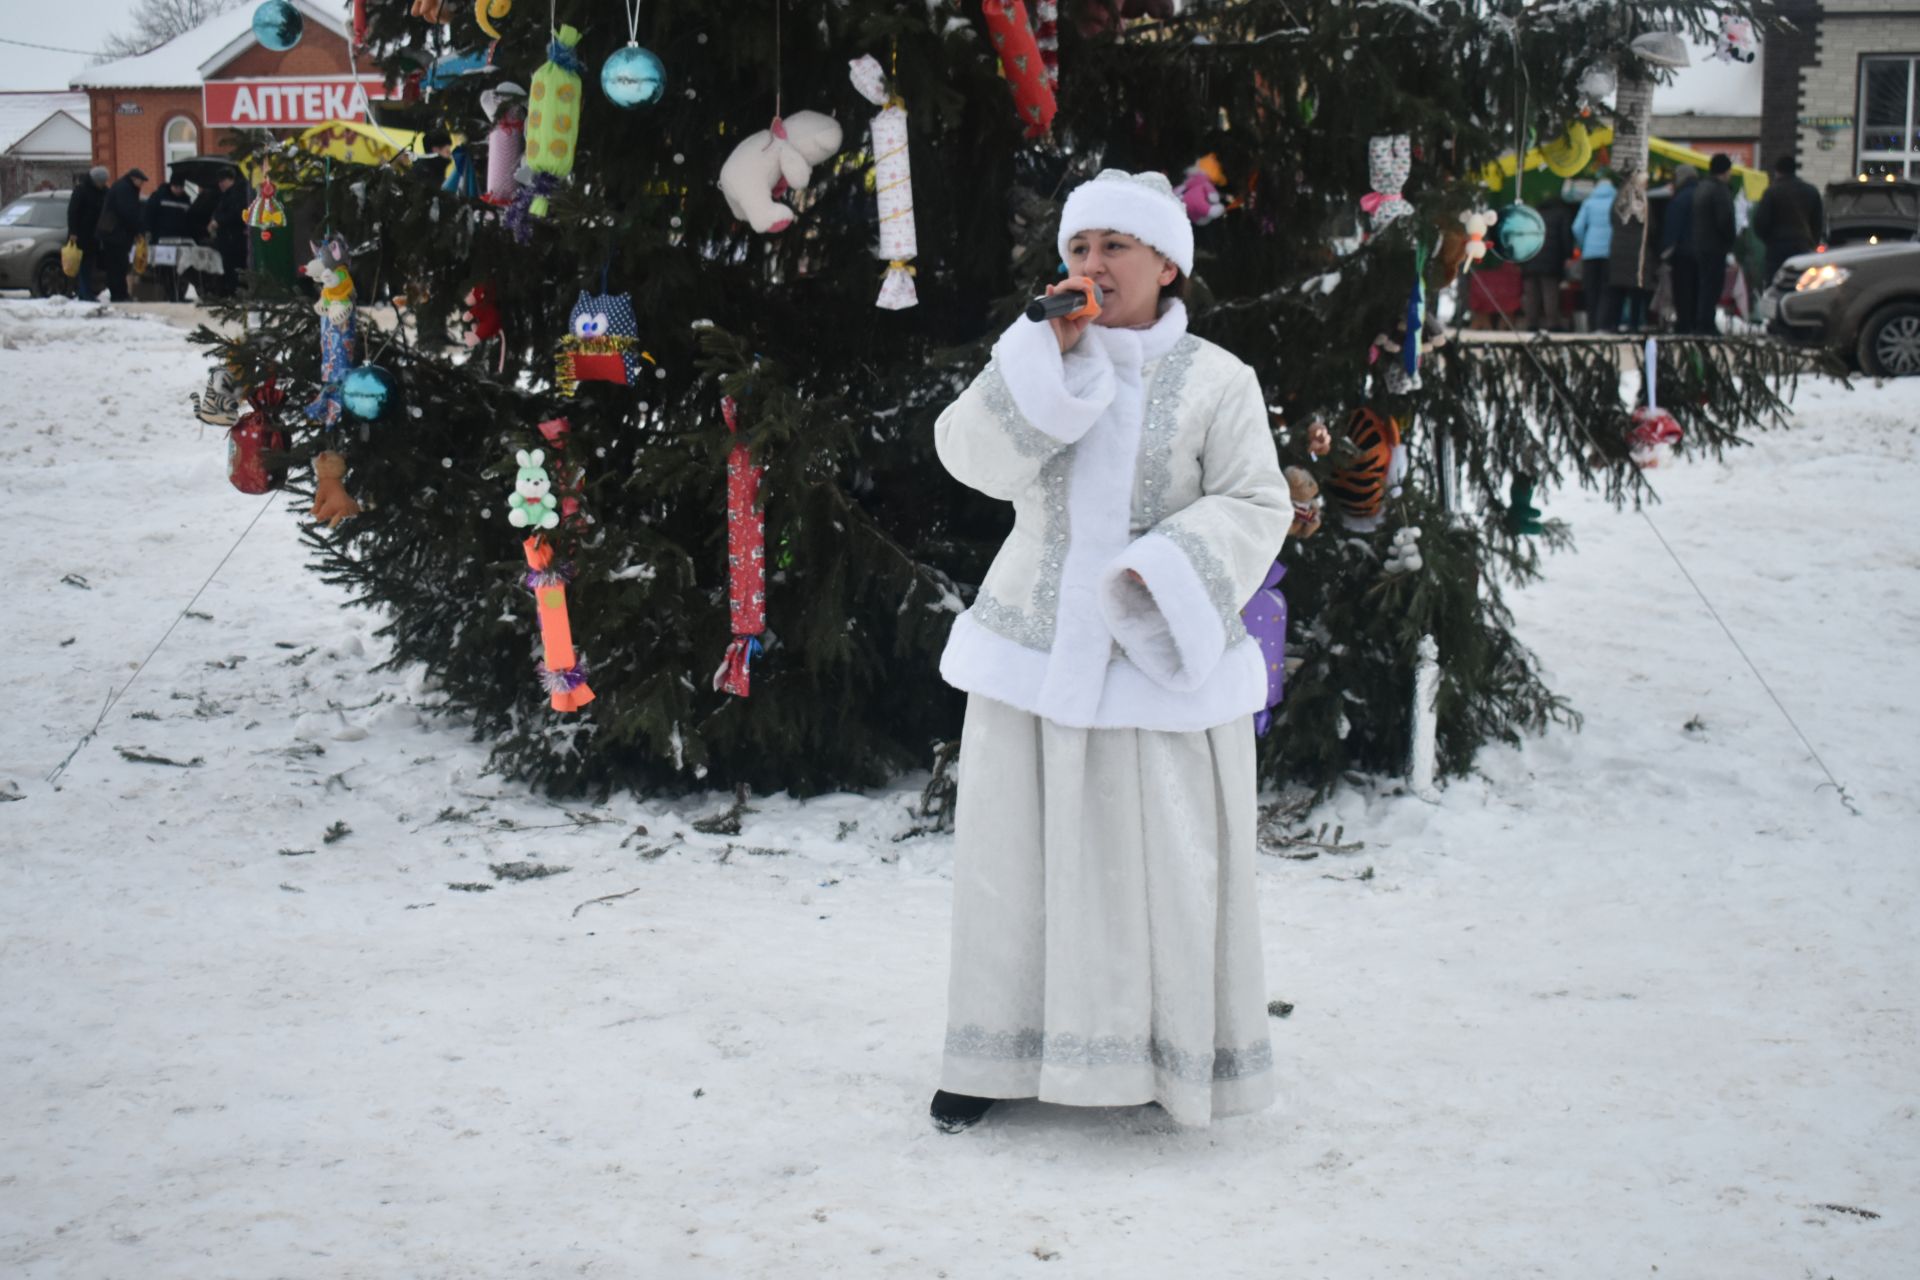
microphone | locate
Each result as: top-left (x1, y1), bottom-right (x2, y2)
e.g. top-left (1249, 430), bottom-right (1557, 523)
top-left (1025, 280), bottom-right (1103, 323)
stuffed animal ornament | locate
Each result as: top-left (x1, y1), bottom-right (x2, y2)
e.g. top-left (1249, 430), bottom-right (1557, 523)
top-left (507, 448), bottom-right (559, 530)
top-left (1384, 525), bottom-right (1424, 574)
top-left (717, 111), bottom-right (843, 233)
top-left (1176, 154), bottom-right (1228, 225)
top-left (310, 452), bottom-right (361, 529)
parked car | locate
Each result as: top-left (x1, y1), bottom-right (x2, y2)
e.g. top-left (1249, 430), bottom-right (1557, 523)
top-left (1760, 240), bottom-right (1920, 376)
top-left (0, 190), bottom-right (73, 298)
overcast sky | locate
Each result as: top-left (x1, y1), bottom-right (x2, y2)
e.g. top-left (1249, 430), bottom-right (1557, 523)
top-left (0, 0), bottom-right (151, 93)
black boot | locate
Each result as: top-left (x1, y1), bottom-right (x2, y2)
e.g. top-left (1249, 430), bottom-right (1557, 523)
top-left (929, 1089), bottom-right (995, 1133)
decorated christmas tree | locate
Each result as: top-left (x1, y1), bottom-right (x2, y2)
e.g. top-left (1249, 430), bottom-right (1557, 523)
top-left (199, 0), bottom-right (1801, 798)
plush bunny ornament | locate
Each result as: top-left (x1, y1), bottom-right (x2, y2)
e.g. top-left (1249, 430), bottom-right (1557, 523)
top-left (508, 449), bottom-right (560, 530)
top-left (718, 111), bottom-right (843, 233)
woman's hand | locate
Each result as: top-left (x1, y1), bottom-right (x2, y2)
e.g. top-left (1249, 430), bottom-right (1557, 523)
top-left (1048, 276), bottom-right (1097, 354)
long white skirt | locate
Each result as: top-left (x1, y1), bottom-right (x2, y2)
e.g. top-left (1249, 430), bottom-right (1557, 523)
top-left (939, 694), bottom-right (1276, 1126)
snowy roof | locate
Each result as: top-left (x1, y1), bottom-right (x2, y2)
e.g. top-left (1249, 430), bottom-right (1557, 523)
top-left (0, 91), bottom-right (89, 155)
top-left (1648, 36), bottom-right (1763, 118)
top-left (70, 0), bottom-right (348, 90)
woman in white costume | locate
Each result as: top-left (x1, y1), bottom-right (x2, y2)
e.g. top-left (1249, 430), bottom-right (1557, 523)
top-left (931, 169), bottom-right (1291, 1131)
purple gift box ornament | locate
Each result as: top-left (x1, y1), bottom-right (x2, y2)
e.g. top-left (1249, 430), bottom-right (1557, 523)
top-left (1241, 561), bottom-right (1288, 736)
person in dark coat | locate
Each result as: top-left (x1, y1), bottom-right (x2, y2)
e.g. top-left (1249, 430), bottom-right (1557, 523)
top-left (1604, 166), bottom-right (1653, 331)
top-left (1661, 165), bottom-right (1699, 332)
top-left (1521, 192), bottom-right (1573, 331)
top-left (1688, 154), bottom-right (1737, 334)
top-left (210, 173), bottom-right (252, 297)
top-left (96, 168), bottom-right (149, 302)
top-left (1751, 155), bottom-right (1825, 284)
top-left (64, 165), bottom-right (108, 300)
top-left (144, 170), bottom-right (195, 238)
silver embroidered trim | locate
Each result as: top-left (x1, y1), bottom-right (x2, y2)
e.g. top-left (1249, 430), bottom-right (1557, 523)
top-left (970, 586), bottom-right (1050, 652)
top-left (967, 449), bottom-right (1071, 652)
top-left (1161, 524), bottom-right (1249, 645)
top-left (1134, 334), bottom-right (1203, 532)
top-left (980, 358), bottom-right (1068, 460)
top-left (945, 1023), bottom-right (1274, 1085)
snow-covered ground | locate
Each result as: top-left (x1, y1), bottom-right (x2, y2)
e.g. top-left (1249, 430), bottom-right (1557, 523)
top-left (2, 297), bottom-right (1916, 1278)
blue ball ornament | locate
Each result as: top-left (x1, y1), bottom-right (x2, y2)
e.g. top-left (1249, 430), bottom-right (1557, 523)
top-left (251, 0), bottom-right (305, 52)
top-left (341, 366), bottom-right (396, 422)
top-left (1494, 203), bottom-right (1547, 264)
top-left (601, 43), bottom-right (666, 108)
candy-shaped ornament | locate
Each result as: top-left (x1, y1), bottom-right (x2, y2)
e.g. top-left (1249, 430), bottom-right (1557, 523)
top-left (300, 236), bottom-right (357, 426)
top-left (480, 82), bottom-right (526, 206)
top-left (713, 395), bottom-right (767, 698)
top-left (849, 55), bottom-right (918, 309)
top-left (228, 376), bottom-right (289, 495)
top-left (517, 24), bottom-right (584, 227)
top-left (1362, 134), bottom-right (1413, 232)
top-left (982, 0), bottom-right (1055, 137)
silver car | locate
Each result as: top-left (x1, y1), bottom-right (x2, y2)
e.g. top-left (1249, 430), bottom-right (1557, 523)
top-left (0, 190), bottom-right (73, 297)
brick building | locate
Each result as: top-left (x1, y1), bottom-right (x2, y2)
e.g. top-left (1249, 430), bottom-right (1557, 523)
top-left (1764, 1), bottom-right (1920, 185)
top-left (70, 0), bottom-right (383, 183)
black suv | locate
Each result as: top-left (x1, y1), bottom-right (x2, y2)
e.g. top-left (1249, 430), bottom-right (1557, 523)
top-left (1760, 180), bottom-right (1920, 376)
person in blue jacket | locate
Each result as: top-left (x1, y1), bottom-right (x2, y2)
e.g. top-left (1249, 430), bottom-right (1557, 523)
top-left (1570, 170), bottom-right (1617, 332)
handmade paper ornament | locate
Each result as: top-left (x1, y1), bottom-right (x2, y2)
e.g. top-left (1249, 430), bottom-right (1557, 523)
top-left (1035, 1), bottom-right (1060, 88)
top-left (1493, 202), bottom-right (1545, 264)
top-left (1629, 338), bottom-right (1682, 468)
top-left (849, 55), bottom-right (918, 309)
top-left (713, 395), bottom-right (767, 698)
top-left (228, 377), bottom-right (288, 496)
top-left (244, 179), bottom-right (295, 286)
top-left (522, 25), bottom-right (585, 220)
top-left (521, 535), bottom-right (593, 712)
top-left (1712, 16), bottom-right (1758, 64)
top-left (341, 366), bottom-right (396, 422)
top-left (300, 237), bottom-right (357, 426)
top-left (475, 0), bottom-right (510, 39)
top-left (555, 291), bottom-right (652, 395)
top-left (192, 365), bottom-right (243, 427)
top-left (536, 416), bottom-right (585, 525)
top-left (1240, 561), bottom-right (1289, 737)
top-left (1327, 406), bottom-right (1406, 531)
top-left (1630, 31), bottom-right (1690, 69)
top-left (480, 82), bottom-right (526, 206)
top-left (1362, 134), bottom-right (1413, 231)
top-left (310, 452), bottom-right (361, 529)
top-left (252, 0), bottom-right (303, 52)
top-left (982, 0), bottom-right (1056, 138)
top-left (1176, 154), bottom-right (1228, 225)
top-left (717, 111), bottom-right (844, 234)
top-left (1284, 466), bottom-right (1322, 539)
top-left (507, 448), bottom-right (559, 530)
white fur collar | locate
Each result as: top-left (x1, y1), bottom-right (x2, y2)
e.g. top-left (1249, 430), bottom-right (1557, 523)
top-left (1083, 298), bottom-right (1189, 371)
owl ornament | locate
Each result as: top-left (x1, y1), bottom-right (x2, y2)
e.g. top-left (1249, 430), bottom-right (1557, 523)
top-left (554, 291), bottom-right (653, 396)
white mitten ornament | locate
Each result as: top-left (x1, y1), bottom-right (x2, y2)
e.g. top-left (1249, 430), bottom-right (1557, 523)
top-left (718, 111), bottom-right (844, 233)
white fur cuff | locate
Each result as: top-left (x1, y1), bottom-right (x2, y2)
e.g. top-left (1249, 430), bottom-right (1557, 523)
top-left (992, 313), bottom-right (1116, 444)
top-left (1098, 532), bottom-right (1228, 692)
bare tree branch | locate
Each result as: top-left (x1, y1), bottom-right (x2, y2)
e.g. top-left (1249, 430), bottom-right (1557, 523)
top-left (101, 0), bottom-right (245, 61)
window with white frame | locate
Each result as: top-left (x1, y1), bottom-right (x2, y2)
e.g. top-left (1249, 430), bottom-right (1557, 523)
top-left (163, 117), bottom-right (198, 174)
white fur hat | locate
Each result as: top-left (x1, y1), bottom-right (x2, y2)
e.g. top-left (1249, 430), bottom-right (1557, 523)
top-left (1056, 168), bottom-right (1194, 276)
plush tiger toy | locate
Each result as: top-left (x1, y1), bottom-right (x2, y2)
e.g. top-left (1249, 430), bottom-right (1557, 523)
top-left (1326, 406), bottom-right (1405, 530)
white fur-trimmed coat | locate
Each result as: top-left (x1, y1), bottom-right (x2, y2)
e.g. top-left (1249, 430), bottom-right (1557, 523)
top-left (934, 300), bottom-right (1290, 732)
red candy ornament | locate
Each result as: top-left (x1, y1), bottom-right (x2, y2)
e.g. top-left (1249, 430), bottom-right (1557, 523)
top-left (982, 0), bottom-right (1056, 138)
top-left (228, 377), bottom-right (289, 495)
top-left (712, 395), bottom-right (767, 698)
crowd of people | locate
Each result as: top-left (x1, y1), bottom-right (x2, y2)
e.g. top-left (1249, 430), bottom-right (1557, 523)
top-left (61, 163), bottom-right (252, 303)
top-left (1478, 153), bottom-right (1827, 336)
